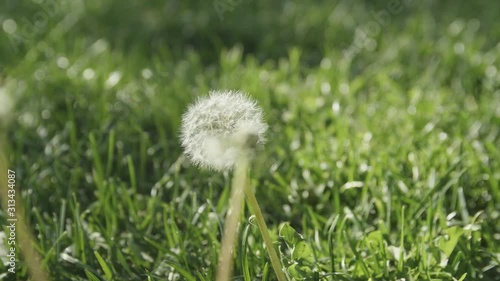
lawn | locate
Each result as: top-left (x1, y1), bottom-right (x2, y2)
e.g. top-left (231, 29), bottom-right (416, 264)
top-left (0, 0), bottom-right (499, 280)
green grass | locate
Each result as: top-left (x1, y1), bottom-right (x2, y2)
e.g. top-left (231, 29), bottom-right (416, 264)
top-left (1, 0), bottom-right (499, 280)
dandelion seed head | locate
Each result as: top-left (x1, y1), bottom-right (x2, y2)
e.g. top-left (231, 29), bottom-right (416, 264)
top-left (180, 90), bottom-right (268, 171)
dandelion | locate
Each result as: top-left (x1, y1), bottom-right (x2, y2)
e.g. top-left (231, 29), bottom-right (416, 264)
top-left (180, 90), bottom-right (286, 281)
top-left (180, 90), bottom-right (268, 171)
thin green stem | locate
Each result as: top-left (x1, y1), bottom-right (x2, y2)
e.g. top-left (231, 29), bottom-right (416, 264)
top-left (244, 183), bottom-right (287, 281)
top-left (216, 158), bottom-right (248, 281)
top-left (0, 146), bottom-right (51, 281)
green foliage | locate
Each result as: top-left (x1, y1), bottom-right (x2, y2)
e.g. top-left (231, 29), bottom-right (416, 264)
top-left (1, 0), bottom-right (500, 280)
top-left (279, 223), bottom-right (316, 280)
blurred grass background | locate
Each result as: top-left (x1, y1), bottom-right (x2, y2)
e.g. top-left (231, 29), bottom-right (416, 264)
top-left (0, 0), bottom-right (499, 280)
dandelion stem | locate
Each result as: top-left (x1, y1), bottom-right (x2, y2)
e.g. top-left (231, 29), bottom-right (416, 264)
top-left (0, 147), bottom-right (51, 281)
top-left (216, 157), bottom-right (248, 281)
top-left (244, 181), bottom-right (287, 281)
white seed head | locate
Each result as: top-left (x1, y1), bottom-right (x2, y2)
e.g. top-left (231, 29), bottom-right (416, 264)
top-left (180, 90), bottom-right (268, 171)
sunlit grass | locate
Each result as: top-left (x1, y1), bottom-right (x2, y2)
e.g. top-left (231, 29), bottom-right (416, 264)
top-left (0, 1), bottom-right (499, 280)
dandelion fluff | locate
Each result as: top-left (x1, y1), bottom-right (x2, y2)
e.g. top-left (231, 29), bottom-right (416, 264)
top-left (180, 90), bottom-right (268, 171)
